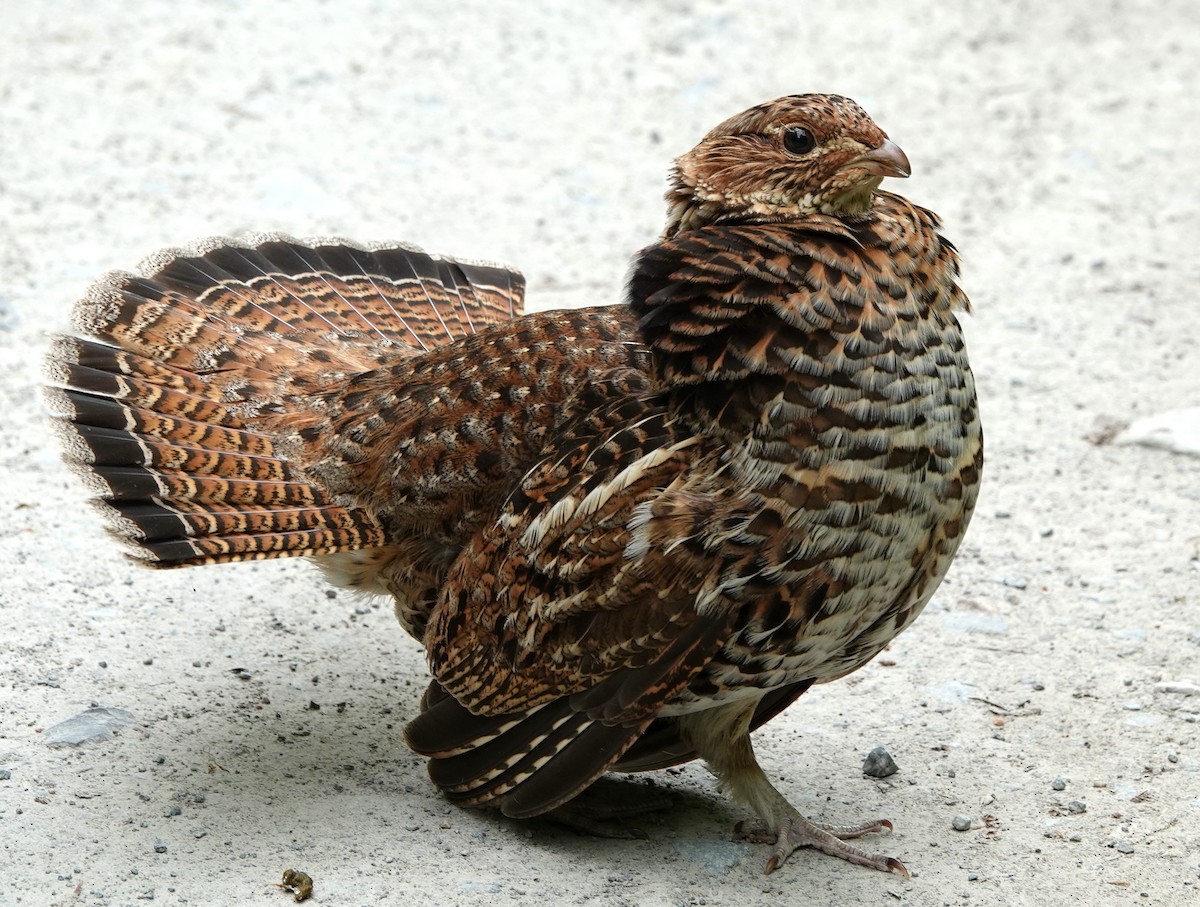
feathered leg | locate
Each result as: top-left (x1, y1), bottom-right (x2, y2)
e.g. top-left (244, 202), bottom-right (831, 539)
top-left (680, 699), bottom-right (908, 877)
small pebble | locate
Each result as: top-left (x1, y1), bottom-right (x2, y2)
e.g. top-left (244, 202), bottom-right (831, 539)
top-left (163, 805), bottom-right (181, 817)
top-left (0, 769), bottom-right (11, 781)
top-left (1116, 841), bottom-right (1135, 854)
top-left (952, 815), bottom-right (972, 831)
top-left (1167, 753), bottom-right (1179, 764)
top-left (1051, 778), bottom-right (1066, 791)
top-left (154, 843), bottom-right (167, 854)
top-left (1039, 527), bottom-right (1054, 538)
top-left (1068, 800), bottom-right (1087, 814)
top-left (862, 746), bottom-right (899, 779)
top-left (1155, 681), bottom-right (1200, 696)
top-left (143, 658), bottom-right (154, 666)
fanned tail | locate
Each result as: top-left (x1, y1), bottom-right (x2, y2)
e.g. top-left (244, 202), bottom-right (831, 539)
top-left (44, 233), bottom-right (525, 567)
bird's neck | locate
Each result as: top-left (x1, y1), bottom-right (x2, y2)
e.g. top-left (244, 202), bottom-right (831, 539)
top-left (632, 195), bottom-right (969, 402)
top-left (662, 186), bottom-right (720, 239)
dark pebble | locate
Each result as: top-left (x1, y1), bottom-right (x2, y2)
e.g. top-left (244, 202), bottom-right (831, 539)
top-left (154, 843), bottom-right (167, 854)
top-left (862, 746), bottom-right (899, 778)
top-left (1051, 778), bottom-right (1066, 791)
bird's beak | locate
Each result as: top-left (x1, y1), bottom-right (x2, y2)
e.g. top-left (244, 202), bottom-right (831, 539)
top-left (847, 139), bottom-right (911, 179)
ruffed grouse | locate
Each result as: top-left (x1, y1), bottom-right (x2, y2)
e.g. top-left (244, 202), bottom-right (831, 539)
top-left (45, 94), bottom-right (981, 876)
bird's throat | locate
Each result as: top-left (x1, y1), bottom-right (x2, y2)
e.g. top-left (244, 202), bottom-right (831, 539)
top-left (825, 177), bottom-right (883, 215)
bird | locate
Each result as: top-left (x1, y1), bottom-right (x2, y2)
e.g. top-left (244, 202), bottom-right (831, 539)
top-left (44, 94), bottom-right (982, 877)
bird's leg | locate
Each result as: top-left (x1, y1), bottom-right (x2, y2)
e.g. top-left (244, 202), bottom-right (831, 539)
top-left (680, 701), bottom-right (908, 877)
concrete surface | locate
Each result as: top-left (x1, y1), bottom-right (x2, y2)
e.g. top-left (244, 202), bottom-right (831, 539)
top-left (1, 2), bottom-right (1198, 905)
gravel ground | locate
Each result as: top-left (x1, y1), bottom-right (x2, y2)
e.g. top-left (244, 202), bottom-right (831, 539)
top-left (2, 2), bottom-right (1198, 905)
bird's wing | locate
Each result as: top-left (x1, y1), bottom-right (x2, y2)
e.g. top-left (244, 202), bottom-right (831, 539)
top-left (406, 220), bottom-right (893, 816)
top-left (406, 379), bottom-right (760, 816)
top-left (420, 220), bottom-right (875, 727)
top-left (425, 380), bottom-right (751, 724)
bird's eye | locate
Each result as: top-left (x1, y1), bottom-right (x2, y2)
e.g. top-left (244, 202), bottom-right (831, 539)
top-left (782, 126), bottom-right (817, 155)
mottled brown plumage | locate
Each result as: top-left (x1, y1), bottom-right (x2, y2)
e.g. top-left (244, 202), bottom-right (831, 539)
top-left (45, 95), bottom-right (981, 876)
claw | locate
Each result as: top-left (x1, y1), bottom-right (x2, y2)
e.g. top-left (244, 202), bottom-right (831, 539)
top-left (753, 813), bottom-right (905, 876)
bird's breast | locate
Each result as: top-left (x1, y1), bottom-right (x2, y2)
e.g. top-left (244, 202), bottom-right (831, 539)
top-left (674, 305), bottom-right (982, 707)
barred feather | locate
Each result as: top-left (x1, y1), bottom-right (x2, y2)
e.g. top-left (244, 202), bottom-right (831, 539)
top-left (46, 234), bottom-right (524, 567)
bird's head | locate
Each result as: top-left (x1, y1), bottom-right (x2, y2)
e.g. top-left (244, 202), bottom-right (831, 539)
top-left (664, 94), bottom-right (910, 237)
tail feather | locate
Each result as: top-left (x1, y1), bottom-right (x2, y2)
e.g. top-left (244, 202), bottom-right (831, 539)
top-left (118, 502), bottom-right (358, 543)
top-left (140, 525), bottom-right (384, 566)
top-left (66, 406), bottom-right (274, 466)
top-left (46, 234), bottom-right (524, 568)
top-left (50, 338), bottom-right (217, 397)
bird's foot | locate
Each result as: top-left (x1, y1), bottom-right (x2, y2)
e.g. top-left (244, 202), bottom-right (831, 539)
top-left (735, 813), bottom-right (908, 877)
